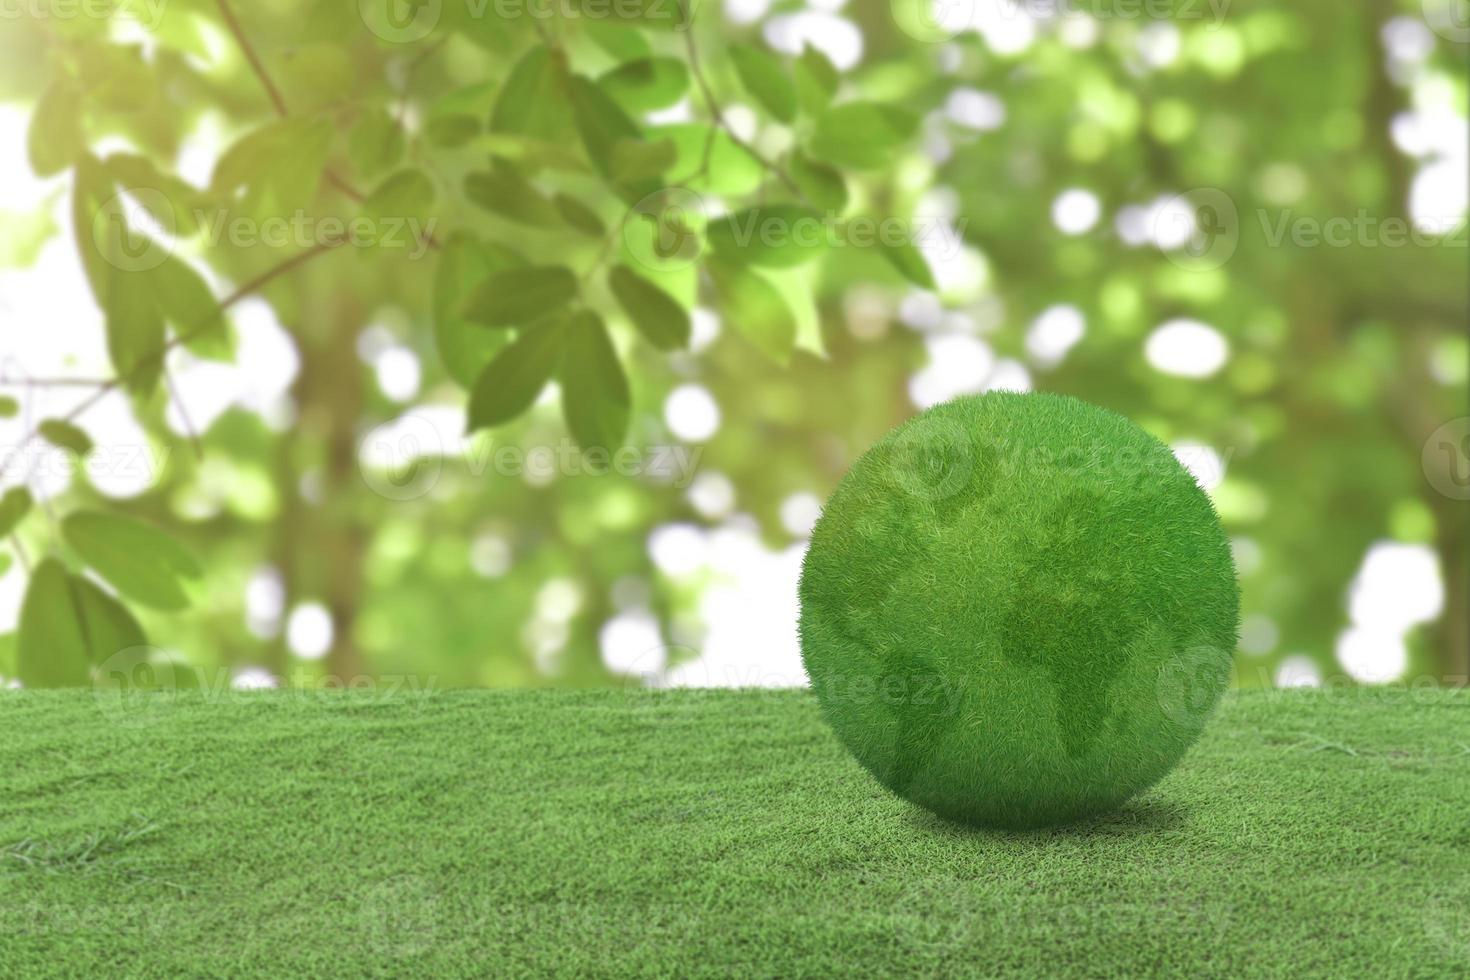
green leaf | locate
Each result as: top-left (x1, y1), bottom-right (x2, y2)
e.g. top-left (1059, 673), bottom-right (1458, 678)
top-left (27, 82), bottom-right (83, 177)
top-left (18, 560), bottom-right (91, 688)
top-left (790, 151), bottom-right (848, 214)
top-left (709, 259), bottom-right (797, 365)
top-left (571, 74), bottom-right (641, 160)
top-left (427, 114), bottom-right (481, 149)
top-left (877, 236), bottom-right (936, 290)
top-left (794, 45), bottom-right (839, 116)
top-left (349, 107), bottom-right (406, 180)
top-left (152, 5), bottom-right (212, 59)
top-left (553, 193), bottom-right (605, 237)
top-left (491, 47), bottom-right (573, 142)
top-left (152, 254), bottom-right (231, 361)
top-left (648, 124), bottom-right (763, 196)
top-left (584, 19), bottom-right (651, 62)
top-left (463, 266), bottom-right (577, 328)
top-left (18, 559), bottom-right (146, 688)
top-left (708, 205), bottom-right (827, 268)
top-left (72, 154), bottom-right (115, 301)
top-left (467, 319), bottom-right (566, 432)
top-left (79, 43), bottom-right (153, 113)
top-left (106, 265), bottom-right (166, 396)
top-left (730, 44), bottom-right (797, 124)
top-left (608, 137), bottom-right (677, 183)
top-left (105, 154), bottom-right (206, 237)
top-left (560, 311), bottom-right (631, 450)
top-left (600, 58), bottom-right (690, 115)
top-left (211, 118), bottom-right (332, 220)
top-left (0, 487), bottom-right (32, 538)
top-left (609, 264), bottom-right (690, 351)
top-left (278, 42), bottom-right (354, 113)
top-left (62, 510), bottom-right (202, 612)
top-left (0, 396), bottom-right (18, 419)
top-left (810, 102), bottom-right (918, 170)
top-left (433, 234), bottom-right (524, 389)
top-left (464, 169), bottom-right (561, 227)
top-left (38, 419), bottom-right (93, 456)
top-left (363, 169), bottom-right (435, 221)
top-left (429, 81), bottom-right (497, 141)
top-left (465, 133), bottom-right (591, 175)
top-left (71, 156), bottom-right (168, 393)
top-left (569, 75), bottom-right (653, 197)
top-left (760, 265), bottom-right (825, 359)
top-left (0, 553), bottom-right (10, 580)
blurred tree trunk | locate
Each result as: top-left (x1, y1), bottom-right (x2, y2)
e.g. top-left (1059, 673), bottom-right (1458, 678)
top-left (289, 288), bottom-right (368, 682)
top-left (1362, 7), bottom-right (1467, 684)
top-left (1436, 517), bottom-right (1468, 683)
top-left (321, 294), bottom-right (367, 681)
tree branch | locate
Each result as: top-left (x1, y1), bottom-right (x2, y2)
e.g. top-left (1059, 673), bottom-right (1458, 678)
top-left (215, 0), bottom-right (290, 117)
top-left (0, 240), bottom-right (345, 482)
top-left (679, 8), bottom-right (805, 201)
top-left (215, 0), bottom-right (440, 251)
top-left (0, 375), bottom-right (113, 389)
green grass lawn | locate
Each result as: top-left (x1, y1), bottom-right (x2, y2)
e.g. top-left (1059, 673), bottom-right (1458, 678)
top-left (1, 688), bottom-right (1467, 977)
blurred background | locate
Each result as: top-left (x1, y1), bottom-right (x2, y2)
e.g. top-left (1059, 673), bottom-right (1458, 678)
top-left (0, 0), bottom-right (1465, 692)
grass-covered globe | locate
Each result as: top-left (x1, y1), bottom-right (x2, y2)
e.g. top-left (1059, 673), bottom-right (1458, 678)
top-left (799, 393), bottom-right (1238, 830)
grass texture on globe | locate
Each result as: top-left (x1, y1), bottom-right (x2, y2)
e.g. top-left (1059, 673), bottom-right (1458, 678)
top-left (799, 392), bottom-right (1240, 830)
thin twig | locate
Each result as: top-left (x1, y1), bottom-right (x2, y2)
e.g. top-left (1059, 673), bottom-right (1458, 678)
top-left (216, 0), bottom-right (440, 251)
top-left (579, 228), bottom-right (622, 284)
top-left (164, 367), bottom-right (204, 461)
top-left (215, 0), bottom-right (289, 117)
top-left (678, 3), bottom-right (804, 201)
top-left (8, 535), bottom-right (29, 574)
top-left (0, 375), bottom-right (113, 389)
top-left (325, 171), bottom-right (365, 204)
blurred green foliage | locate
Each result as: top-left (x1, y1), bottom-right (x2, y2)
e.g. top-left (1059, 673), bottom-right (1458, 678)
top-left (0, 0), bottom-right (1464, 689)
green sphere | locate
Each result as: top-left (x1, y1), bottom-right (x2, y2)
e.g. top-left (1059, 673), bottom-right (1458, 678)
top-left (799, 393), bottom-right (1238, 829)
